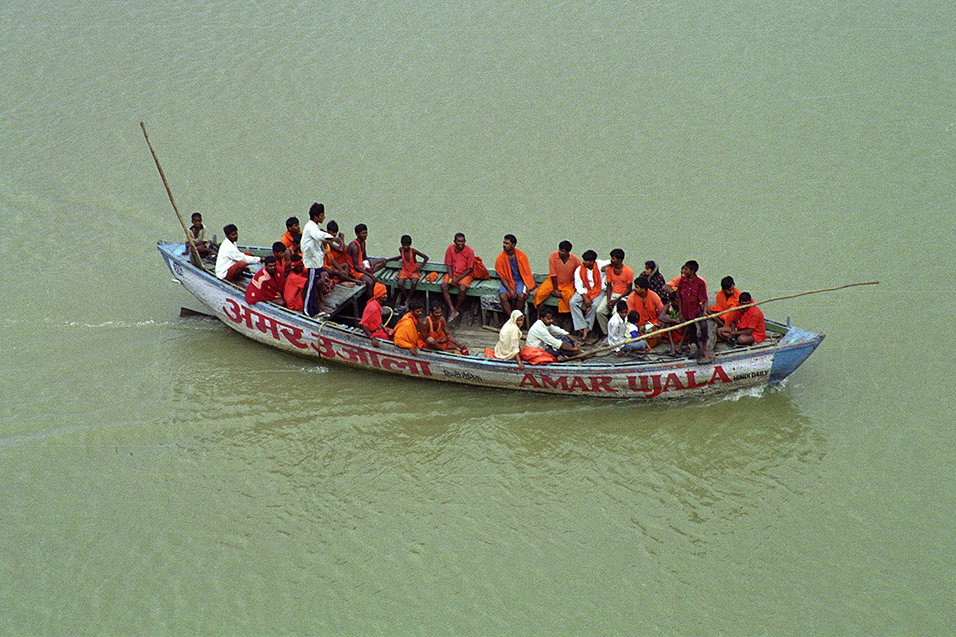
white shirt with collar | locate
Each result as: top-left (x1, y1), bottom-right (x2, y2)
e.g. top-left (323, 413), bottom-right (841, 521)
top-left (301, 220), bottom-right (333, 269)
top-left (573, 259), bottom-right (609, 295)
top-left (527, 319), bottom-right (569, 350)
top-left (215, 238), bottom-right (261, 279)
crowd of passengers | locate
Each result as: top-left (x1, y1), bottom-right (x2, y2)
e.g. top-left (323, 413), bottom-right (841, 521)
top-left (189, 202), bottom-right (766, 366)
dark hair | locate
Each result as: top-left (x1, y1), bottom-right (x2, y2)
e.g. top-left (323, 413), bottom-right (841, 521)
top-left (309, 202), bottom-right (324, 220)
top-left (291, 232), bottom-right (301, 244)
top-left (739, 292), bottom-right (753, 304)
top-left (616, 299), bottom-right (629, 312)
top-left (285, 216), bottom-right (299, 229)
top-left (634, 274), bottom-right (650, 290)
top-left (667, 291), bottom-right (679, 303)
top-left (454, 232), bottom-right (465, 241)
top-left (627, 311), bottom-right (641, 324)
top-left (355, 223), bottom-right (368, 234)
top-left (539, 307), bottom-right (555, 318)
top-left (558, 240), bottom-right (572, 252)
top-left (409, 298), bottom-right (424, 310)
top-left (504, 234), bottom-right (517, 245)
top-left (721, 276), bottom-right (735, 291)
top-left (400, 234), bottom-right (412, 245)
top-left (290, 254), bottom-right (302, 262)
top-left (582, 249), bottom-right (598, 261)
top-left (223, 223), bottom-right (237, 235)
top-left (191, 212), bottom-right (202, 221)
top-left (645, 260), bottom-right (656, 270)
top-left (327, 220), bottom-right (338, 233)
top-left (429, 301), bottom-right (443, 312)
top-left (272, 242), bottom-right (286, 253)
top-left (263, 255), bottom-right (276, 265)
top-left (610, 248), bottom-right (625, 260)
top-left (684, 260), bottom-right (699, 273)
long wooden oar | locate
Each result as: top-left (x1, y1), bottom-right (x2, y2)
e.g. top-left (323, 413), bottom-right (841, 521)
top-left (559, 281), bottom-right (879, 362)
top-left (140, 122), bottom-right (204, 269)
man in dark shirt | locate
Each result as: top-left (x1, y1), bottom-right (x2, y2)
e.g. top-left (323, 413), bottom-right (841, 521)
top-left (676, 260), bottom-right (711, 363)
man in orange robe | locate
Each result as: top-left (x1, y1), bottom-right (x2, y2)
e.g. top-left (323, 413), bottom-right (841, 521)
top-left (719, 292), bottom-right (766, 345)
top-left (393, 299), bottom-right (426, 355)
top-left (359, 283), bottom-right (393, 346)
top-left (283, 256), bottom-right (307, 312)
top-left (532, 240), bottom-right (581, 314)
top-left (495, 234), bottom-right (536, 317)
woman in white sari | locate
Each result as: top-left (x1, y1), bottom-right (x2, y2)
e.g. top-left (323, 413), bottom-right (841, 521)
top-left (493, 309), bottom-right (525, 369)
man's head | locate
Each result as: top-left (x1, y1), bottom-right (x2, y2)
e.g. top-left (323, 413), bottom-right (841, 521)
top-left (286, 216), bottom-right (300, 233)
top-left (558, 240), bottom-right (572, 256)
top-left (355, 223), bottom-right (368, 241)
top-left (309, 202), bottom-right (325, 223)
top-left (272, 242), bottom-right (286, 258)
top-left (453, 233), bottom-right (466, 251)
top-left (373, 283), bottom-right (387, 301)
top-left (610, 248), bottom-right (625, 265)
top-left (291, 254), bottom-right (304, 273)
top-left (263, 255), bottom-right (277, 275)
top-left (739, 292), bottom-right (753, 305)
top-left (616, 298), bottom-right (628, 316)
top-left (503, 234), bottom-right (517, 253)
top-left (581, 249), bottom-right (597, 267)
top-left (409, 298), bottom-right (424, 318)
top-left (540, 307), bottom-right (555, 324)
top-left (634, 274), bottom-right (649, 295)
top-left (327, 220), bottom-right (338, 234)
top-left (682, 260), bottom-right (699, 277)
top-left (223, 224), bottom-right (238, 242)
top-left (190, 212), bottom-right (203, 228)
top-left (401, 234), bottom-right (412, 247)
top-left (429, 301), bottom-right (444, 318)
top-left (721, 276), bottom-right (735, 292)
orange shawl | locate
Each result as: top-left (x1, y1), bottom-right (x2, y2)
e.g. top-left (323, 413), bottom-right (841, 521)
top-left (578, 263), bottom-right (602, 301)
top-left (495, 249), bottom-right (536, 294)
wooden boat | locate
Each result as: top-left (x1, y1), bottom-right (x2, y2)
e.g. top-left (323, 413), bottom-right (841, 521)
top-left (157, 241), bottom-right (825, 399)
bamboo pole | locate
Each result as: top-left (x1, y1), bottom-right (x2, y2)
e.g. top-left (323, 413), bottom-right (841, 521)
top-left (559, 281), bottom-right (879, 362)
top-left (140, 122), bottom-right (204, 269)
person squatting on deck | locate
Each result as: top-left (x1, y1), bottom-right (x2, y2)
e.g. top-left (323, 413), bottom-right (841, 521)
top-left (495, 234), bottom-right (536, 317)
top-left (442, 233), bottom-right (475, 322)
top-left (186, 212), bottom-right (215, 258)
top-left (718, 292), bottom-right (766, 345)
top-left (393, 299), bottom-right (425, 356)
top-left (359, 283), bottom-right (394, 347)
top-left (215, 224), bottom-right (261, 282)
top-left (527, 307), bottom-right (581, 358)
top-left (420, 302), bottom-right (467, 354)
top-left (488, 309), bottom-right (525, 368)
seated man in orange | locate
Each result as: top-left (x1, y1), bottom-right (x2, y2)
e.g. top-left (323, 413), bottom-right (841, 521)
top-left (495, 234), bottom-right (536, 318)
top-left (532, 240), bottom-right (581, 316)
top-left (245, 257), bottom-right (284, 306)
top-left (718, 292), bottom-right (765, 345)
top-left (283, 255), bottom-right (307, 312)
top-left (346, 223), bottom-right (388, 296)
top-left (393, 299), bottom-right (426, 356)
top-left (359, 283), bottom-right (394, 347)
top-left (419, 302), bottom-right (467, 354)
top-left (441, 232), bottom-right (475, 322)
top-left (627, 274), bottom-right (664, 349)
top-left (394, 234), bottom-right (429, 307)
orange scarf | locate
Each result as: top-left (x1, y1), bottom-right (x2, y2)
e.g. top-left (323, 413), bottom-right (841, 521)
top-left (579, 263), bottom-right (602, 301)
top-left (495, 249), bottom-right (536, 293)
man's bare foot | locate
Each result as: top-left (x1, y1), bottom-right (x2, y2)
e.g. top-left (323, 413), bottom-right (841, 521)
top-left (449, 311), bottom-right (459, 322)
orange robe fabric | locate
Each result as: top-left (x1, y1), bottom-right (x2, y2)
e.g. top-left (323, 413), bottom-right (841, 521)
top-left (421, 316), bottom-right (454, 351)
top-left (710, 287), bottom-right (742, 324)
top-left (627, 289), bottom-right (663, 326)
top-left (393, 313), bottom-right (424, 350)
top-left (736, 305), bottom-right (767, 343)
top-left (533, 251), bottom-right (582, 312)
top-left (578, 262), bottom-right (603, 302)
top-left (495, 249), bottom-right (536, 295)
top-left (398, 247), bottom-right (421, 280)
top-left (283, 269), bottom-right (307, 311)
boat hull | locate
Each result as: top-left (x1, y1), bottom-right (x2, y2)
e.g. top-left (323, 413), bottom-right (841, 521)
top-left (159, 242), bottom-right (824, 399)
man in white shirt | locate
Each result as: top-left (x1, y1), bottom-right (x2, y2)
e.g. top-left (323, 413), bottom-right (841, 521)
top-left (300, 202), bottom-right (334, 317)
top-left (606, 299), bottom-right (648, 356)
top-left (569, 249), bottom-right (609, 342)
top-left (215, 224), bottom-right (261, 282)
top-left (527, 307), bottom-right (581, 358)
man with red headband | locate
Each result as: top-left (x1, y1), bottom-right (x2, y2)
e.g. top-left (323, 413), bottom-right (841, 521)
top-left (359, 283), bottom-right (394, 346)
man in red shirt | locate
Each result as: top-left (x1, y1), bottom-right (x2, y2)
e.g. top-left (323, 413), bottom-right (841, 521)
top-left (359, 283), bottom-right (394, 346)
top-left (719, 292), bottom-right (766, 345)
top-left (245, 257), bottom-right (284, 306)
top-left (441, 232), bottom-right (475, 322)
top-left (676, 260), bottom-right (710, 362)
